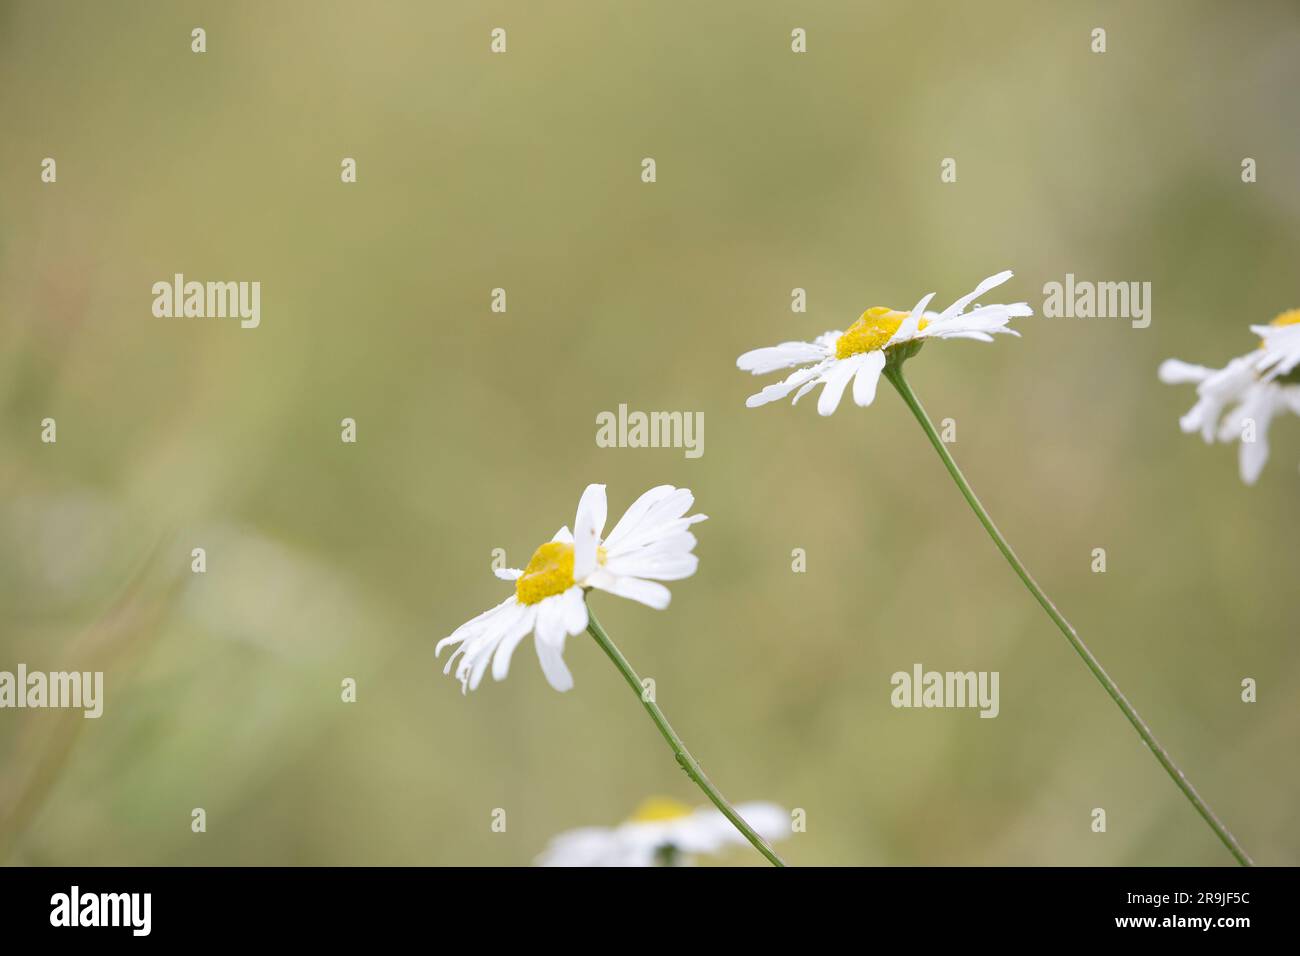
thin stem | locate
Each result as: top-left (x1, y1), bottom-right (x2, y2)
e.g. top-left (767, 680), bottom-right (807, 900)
top-left (585, 603), bottom-right (787, 867)
top-left (883, 365), bottom-right (1253, 867)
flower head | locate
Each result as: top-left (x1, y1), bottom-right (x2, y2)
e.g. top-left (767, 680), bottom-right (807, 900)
top-left (436, 484), bottom-right (705, 693)
top-left (736, 270), bottom-right (1032, 416)
top-left (535, 797), bottom-right (790, 867)
top-left (1253, 310), bottom-right (1300, 383)
top-left (1160, 310), bottom-right (1300, 485)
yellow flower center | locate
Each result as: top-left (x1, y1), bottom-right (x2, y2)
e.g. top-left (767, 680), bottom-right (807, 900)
top-left (515, 540), bottom-right (606, 605)
top-left (628, 797), bottom-right (694, 823)
top-left (835, 306), bottom-right (929, 359)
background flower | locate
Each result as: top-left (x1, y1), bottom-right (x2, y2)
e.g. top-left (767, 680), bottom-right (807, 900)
top-left (736, 270), bottom-right (1031, 416)
top-left (436, 484), bottom-right (704, 693)
top-left (535, 798), bottom-right (791, 867)
top-left (1161, 316), bottom-right (1300, 484)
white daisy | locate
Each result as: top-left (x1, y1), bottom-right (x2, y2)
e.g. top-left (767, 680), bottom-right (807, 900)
top-left (535, 797), bottom-right (790, 867)
top-left (1253, 313), bottom-right (1300, 381)
top-left (1160, 310), bottom-right (1300, 485)
top-left (436, 484), bottom-right (706, 693)
top-left (736, 270), bottom-right (1032, 416)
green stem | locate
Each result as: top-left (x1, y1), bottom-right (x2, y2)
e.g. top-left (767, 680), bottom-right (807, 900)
top-left (884, 365), bottom-right (1253, 867)
top-left (585, 602), bottom-right (787, 867)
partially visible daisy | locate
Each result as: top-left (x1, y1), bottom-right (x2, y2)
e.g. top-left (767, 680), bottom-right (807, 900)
top-left (535, 797), bottom-right (790, 867)
top-left (736, 270), bottom-right (1032, 416)
top-left (436, 484), bottom-right (705, 693)
top-left (1254, 312), bottom-right (1300, 381)
top-left (1160, 310), bottom-right (1300, 484)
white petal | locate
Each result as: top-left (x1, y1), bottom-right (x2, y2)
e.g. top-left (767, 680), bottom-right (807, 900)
top-left (560, 587), bottom-right (590, 636)
top-left (672, 802), bottom-right (791, 852)
top-left (1179, 398), bottom-right (1216, 440)
top-left (491, 606), bottom-right (538, 681)
top-left (893, 293), bottom-right (935, 342)
top-left (1232, 388), bottom-right (1282, 484)
top-left (552, 526), bottom-right (574, 543)
top-left (666, 812), bottom-right (734, 853)
top-left (603, 485), bottom-right (677, 551)
top-left (938, 270), bottom-right (1014, 320)
top-left (733, 802), bottom-right (793, 843)
top-left (1256, 323), bottom-right (1300, 379)
top-left (535, 594), bottom-right (567, 647)
top-left (604, 495), bottom-right (706, 556)
top-left (588, 570), bottom-right (672, 609)
top-left (735, 340), bottom-right (827, 374)
top-left (535, 637), bottom-right (574, 692)
top-left (791, 379), bottom-right (817, 404)
top-left (467, 634), bottom-right (500, 690)
top-left (605, 514), bottom-right (706, 557)
top-left (817, 357), bottom-right (861, 416)
top-left (573, 483), bottom-right (607, 580)
top-left (613, 529), bottom-right (698, 559)
top-left (1239, 432), bottom-right (1270, 485)
top-left (931, 330), bottom-right (994, 342)
top-left (1186, 356), bottom-right (1259, 442)
top-left (745, 364), bottom-right (823, 408)
top-left (436, 595), bottom-right (516, 657)
top-left (924, 303), bottom-right (1018, 337)
top-left (641, 487), bottom-right (696, 527)
top-left (494, 567), bottom-right (523, 581)
top-left (604, 545), bottom-right (699, 581)
top-left (851, 350), bottom-right (886, 406)
top-left (535, 827), bottom-right (630, 867)
top-left (1158, 359), bottom-right (1214, 385)
top-left (436, 596), bottom-right (524, 694)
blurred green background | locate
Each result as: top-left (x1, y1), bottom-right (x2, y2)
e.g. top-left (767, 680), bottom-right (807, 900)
top-left (2, 0), bottom-right (1298, 866)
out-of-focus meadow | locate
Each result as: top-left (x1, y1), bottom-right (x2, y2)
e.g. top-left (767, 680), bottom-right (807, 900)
top-left (2, 0), bottom-right (1298, 866)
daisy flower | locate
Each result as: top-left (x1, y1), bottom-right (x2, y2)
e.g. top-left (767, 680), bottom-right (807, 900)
top-left (436, 484), bottom-right (705, 693)
top-left (1254, 313), bottom-right (1300, 381)
top-left (728, 265), bottom-right (1253, 864)
top-left (535, 797), bottom-right (790, 867)
top-left (1159, 310), bottom-right (1300, 485)
top-left (736, 270), bottom-right (1033, 416)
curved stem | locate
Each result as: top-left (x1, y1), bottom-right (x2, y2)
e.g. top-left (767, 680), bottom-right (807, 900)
top-left (884, 365), bottom-right (1253, 867)
top-left (585, 602), bottom-right (787, 867)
